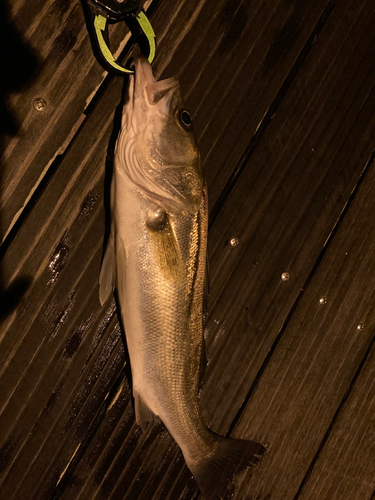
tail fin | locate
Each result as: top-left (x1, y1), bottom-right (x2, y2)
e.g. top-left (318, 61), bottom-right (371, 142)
top-left (189, 437), bottom-right (266, 500)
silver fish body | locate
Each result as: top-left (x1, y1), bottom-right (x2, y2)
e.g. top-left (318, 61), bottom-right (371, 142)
top-left (99, 56), bottom-right (265, 499)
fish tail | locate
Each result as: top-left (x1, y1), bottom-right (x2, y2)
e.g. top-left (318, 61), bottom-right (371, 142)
top-left (189, 436), bottom-right (266, 500)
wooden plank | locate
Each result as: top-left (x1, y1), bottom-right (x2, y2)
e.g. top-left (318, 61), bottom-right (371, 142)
top-left (230, 151), bottom-right (375, 499)
top-left (196, 0), bottom-right (375, 497)
top-left (168, 0), bottom-right (338, 207)
top-left (0, 0), bottom-right (153, 244)
top-left (1, 0), bottom-right (372, 499)
top-left (200, 0), bottom-right (375, 433)
top-left (299, 340), bottom-right (375, 500)
top-left (50, 1), bottom-right (375, 499)
top-left (52, 0), bottom-right (351, 497)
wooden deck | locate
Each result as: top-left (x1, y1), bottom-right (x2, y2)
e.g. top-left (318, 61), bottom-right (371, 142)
top-left (1, 0), bottom-right (375, 498)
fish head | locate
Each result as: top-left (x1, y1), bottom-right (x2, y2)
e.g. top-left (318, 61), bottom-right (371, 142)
top-left (116, 56), bottom-right (204, 215)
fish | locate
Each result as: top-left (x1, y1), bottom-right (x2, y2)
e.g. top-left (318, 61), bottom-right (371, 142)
top-left (99, 55), bottom-right (266, 499)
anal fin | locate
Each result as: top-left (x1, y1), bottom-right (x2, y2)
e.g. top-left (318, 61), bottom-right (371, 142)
top-left (134, 390), bottom-right (161, 431)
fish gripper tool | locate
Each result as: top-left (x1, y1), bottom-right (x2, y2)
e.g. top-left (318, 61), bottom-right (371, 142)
top-left (81, 0), bottom-right (156, 75)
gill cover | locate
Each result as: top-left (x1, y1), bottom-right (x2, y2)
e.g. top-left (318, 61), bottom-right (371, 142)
top-left (115, 56), bottom-right (203, 214)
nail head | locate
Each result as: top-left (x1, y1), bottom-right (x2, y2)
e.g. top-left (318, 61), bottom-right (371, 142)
top-left (33, 98), bottom-right (47, 111)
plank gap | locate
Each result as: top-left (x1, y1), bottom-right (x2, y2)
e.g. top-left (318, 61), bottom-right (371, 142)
top-left (0, 152), bottom-right (65, 259)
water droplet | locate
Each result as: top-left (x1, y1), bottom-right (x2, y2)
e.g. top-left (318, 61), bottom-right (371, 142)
top-left (63, 315), bottom-right (93, 360)
top-left (49, 292), bottom-right (75, 339)
top-left (79, 193), bottom-right (99, 219)
top-left (48, 238), bottom-right (70, 285)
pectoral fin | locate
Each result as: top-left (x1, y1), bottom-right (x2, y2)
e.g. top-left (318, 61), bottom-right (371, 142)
top-left (99, 235), bottom-right (116, 305)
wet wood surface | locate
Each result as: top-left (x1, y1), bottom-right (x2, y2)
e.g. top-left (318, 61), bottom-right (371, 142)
top-left (1, 0), bottom-right (375, 499)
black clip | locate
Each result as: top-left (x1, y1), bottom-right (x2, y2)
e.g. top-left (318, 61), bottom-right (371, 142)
top-left (81, 0), bottom-right (156, 75)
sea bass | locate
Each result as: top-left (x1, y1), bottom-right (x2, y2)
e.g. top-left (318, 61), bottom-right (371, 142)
top-left (99, 56), bottom-right (265, 499)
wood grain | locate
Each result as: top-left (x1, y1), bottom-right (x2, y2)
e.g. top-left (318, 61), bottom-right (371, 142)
top-left (232, 152), bottom-right (375, 499)
top-left (200, 0), bottom-right (375, 433)
top-left (1, 0), bottom-right (375, 498)
top-left (299, 340), bottom-right (375, 500)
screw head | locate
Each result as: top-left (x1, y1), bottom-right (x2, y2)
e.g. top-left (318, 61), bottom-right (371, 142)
top-left (281, 272), bottom-right (290, 281)
top-left (319, 297), bottom-right (327, 305)
top-left (357, 323), bottom-right (365, 331)
top-left (33, 98), bottom-right (47, 111)
top-left (230, 238), bottom-right (239, 247)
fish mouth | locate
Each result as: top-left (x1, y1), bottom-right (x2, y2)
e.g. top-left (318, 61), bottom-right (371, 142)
top-left (132, 56), bottom-right (179, 106)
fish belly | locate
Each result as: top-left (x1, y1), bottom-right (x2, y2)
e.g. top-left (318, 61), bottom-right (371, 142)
top-left (114, 166), bottom-right (210, 459)
top-left (110, 167), bottom-right (265, 500)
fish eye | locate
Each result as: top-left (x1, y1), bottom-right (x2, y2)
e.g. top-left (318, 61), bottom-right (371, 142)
top-left (178, 109), bottom-right (193, 129)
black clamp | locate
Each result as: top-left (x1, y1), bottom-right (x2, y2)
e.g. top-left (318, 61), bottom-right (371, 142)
top-left (81, 0), bottom-right (156, 75)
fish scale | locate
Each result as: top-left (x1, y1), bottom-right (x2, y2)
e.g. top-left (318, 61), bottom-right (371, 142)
top-left (99, 55), bottom-right (265, 499)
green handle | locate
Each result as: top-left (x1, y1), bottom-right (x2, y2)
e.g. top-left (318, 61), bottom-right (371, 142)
top-left (94, 11), bottom-right (155, 74)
